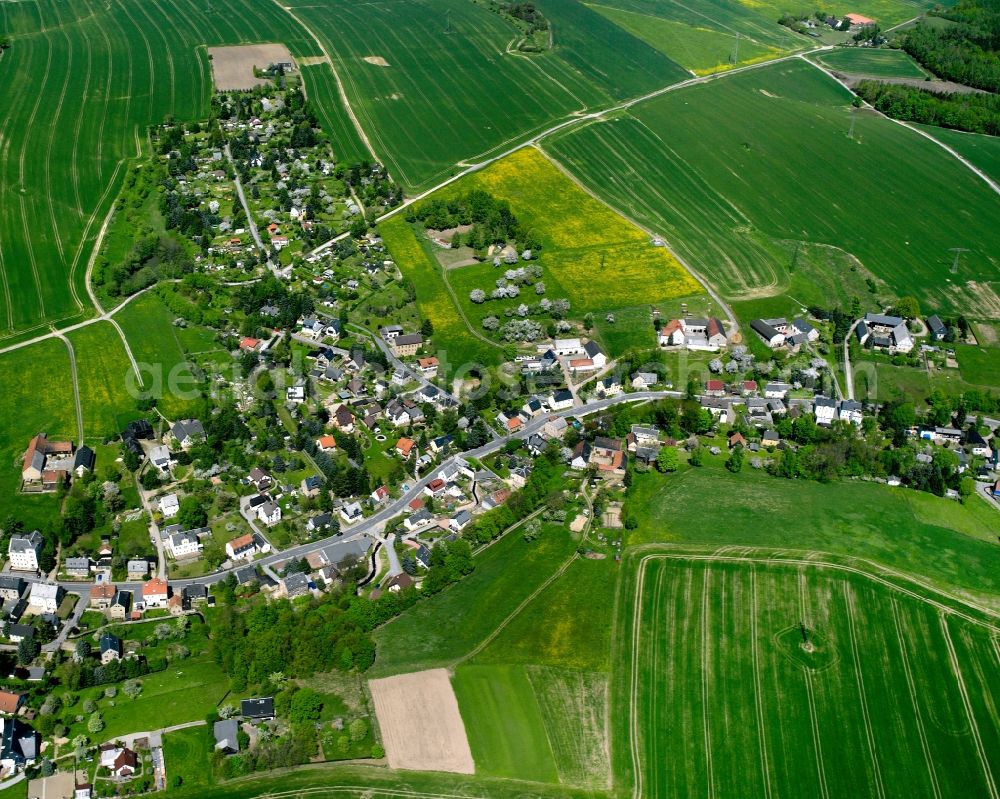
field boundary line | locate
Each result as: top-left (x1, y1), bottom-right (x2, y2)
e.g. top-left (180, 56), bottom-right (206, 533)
top-left (455, 551), bottom-right (578, 666)
top-left (56, 332), bottom-right (85, 446)
top-left (843, 584), bottom-right (886, 799)
top-left (939, 615), bottom-right (999, 799)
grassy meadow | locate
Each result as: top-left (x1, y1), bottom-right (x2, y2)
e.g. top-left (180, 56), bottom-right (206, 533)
top-left (113, 292), bottom-right (207, 418)
top-left (918, 124), bottom-right (1000, 184)
top-left (814, 47), bottom-right (928, 77)
top-left (617, 554), bottom-right (1000, 798)
top-left (546, 60), bottom-right (1000, 318)
top-left (67, 321), bottom-right (140, 440)
top-left (0, 339), bottom-right (75, 528)
top-left (162, 725), bottom-right (216, 790)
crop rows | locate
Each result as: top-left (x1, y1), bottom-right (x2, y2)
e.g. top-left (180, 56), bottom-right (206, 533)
top-left (621, 554), bottom-right (1000, 799)
top-left (547, 60), bottom-right (1000, 317)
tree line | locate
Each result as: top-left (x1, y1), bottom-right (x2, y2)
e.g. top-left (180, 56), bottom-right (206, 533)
top-left (855, 79), bottom-right (1000, 135)
top-left (901, 0), bottom-right (1000, 92)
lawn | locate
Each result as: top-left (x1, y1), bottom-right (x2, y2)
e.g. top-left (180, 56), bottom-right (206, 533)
top-left (371, 522), bottom-right (578, 676)
top-left (546, 60), bottom-right (1000, 318)
top-left (616, 553), bottom-right (1000, 798)
top-left (586, 2), bottom-right (787, 74)
top-left (68, 321), bottom-right (141, 440)
top-left (814, 47), bottom-right (928, 78)
top-left (626, 466), bottom-right (1000, 608)
top-left (954, 342), bottom-right (1000, 388)
top-left (162, 725), bottom-right (215, 791)
top-left (0, 339), bottom-right (75, 529)
top-left (452, 665), bottom-right (559, 783)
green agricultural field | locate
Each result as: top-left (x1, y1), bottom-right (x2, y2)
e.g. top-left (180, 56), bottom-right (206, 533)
top-left (67, 321), bottom-right (140, 440)
top-left (371, 522), bottom-right (579, 676)
top-left (586, 3), bottom-right (786, 74)
top-left (814, 47), bottom-right (927, 77)
top-left (0, 0), bottom-right (340, 341)
top-left (582, 0), bottom-right (805, 50)
top-left (113, 292), bottom-right (207, 418)
top-left (453, 665), bottom-right (560, 782)
top-left (298, 63), bottom-right (370, 167)
top-left (616, 553), bottom-right (1000, 798)
top-left (626, 466), bottom-right (1000, 606)
top-left (282, 0), bottom-right (687, 190)
top-left (954, 342), bottom-right (1000, 388)
top-left (917, 124), bottom-right (1000, 185)
top-left (0, 339), bottom-right (75, 528)
top-left (162, 725), bottom-right (216, 790)
top-left (545, 60), bottom-right (1000, 318)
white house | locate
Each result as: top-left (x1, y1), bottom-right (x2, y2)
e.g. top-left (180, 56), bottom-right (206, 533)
top-left (257, 501), bottom-right (282, 527)
top-left (553, 338), bottom-right (583, 356)
top-left (583, 341), bottom-right (607, 369)
top-left (839, 400), bottom-right (863, 426)
top-left (8, 532), bottom-right (42, 572)
top-left (225, 533), bottom-right (257, 561)
top-left (548, 390), bottom-right (574, 411)
top-left (165, 526), bottom-right (204, 559)
top-left (814, 397), bottom-right (838, 425)
top-left (28, 582), bottom-right (63, 613)
top-left (159, 493), bottom-right (180, 519)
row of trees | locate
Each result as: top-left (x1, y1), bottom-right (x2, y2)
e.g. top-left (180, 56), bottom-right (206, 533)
top-left (854, 79), bottom-right (1000, 135)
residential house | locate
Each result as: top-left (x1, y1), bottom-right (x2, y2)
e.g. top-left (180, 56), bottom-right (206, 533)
top-left (548, 389), bottom-right (574, 411)
top-left (762, 430), bottom-right (780, 447)
top-left (225, 533), bottom-right (257, 562)
top-left (404, 509), bottom-right (433, 531)
top-left (0, 577), bottom-right (25, 602)
top-left (241, 697), bottom-right (275, 720)
top-left (283, 572), bottom-right (310, 598)
top-left (127, 560), bottom-right (149, 580)
top-left (839, 400), bottom-right (863, 426)
top-left (20, 433), bottom-right (73, 484)
top-left (630, 425), bottom-right (661, 449)
top-left (170, 419), bottom-right (205, 449)
top-left (392, 334), bottom-right (423, 357)
top-left (764, 382), bottom-right (792, 399)
top-left (257, 501), bottom-right (282, 527)
top-left (64, 557), bottom-right (90, 578)
top-left (214, 719), bottom-right (240, 754)
top-left (109, 590), bottom-right (131, 620)
top-left (631, 372), bottom-right (658, 390)
top-left (396, 438), bottom-right (416, 459)
top-left (89, 582), bottom-right (115, 609)
top-left (380, 325), bottom-right (403, 341)
top-left (28, 582), bottom-right (63, 613)
top-left (450, 510), bottom-right (472, 532)
top-left (858, 313), bottom-right (913, 353)
top-left (967, 428), bottom-right (992, 458)
top-left (8, 532), bottom-right (42, 572)
top-left (159, 493), bottom-right (180, 519)
top-left (705, 380), bottom-right (726, 397)
top-left (7, 625), bottom-right (34, 645)
top-left (248, 467), bottom-right (272, 492)
top-left (429, 434), bottom-right (453, 454)
top-left (301, 475), bottom-right (323, 498)
top-left (596, 375), bottom-right (621, 397)
top-left (340, 502), bottom-right (363, 524)
top-left (333, 405), bottom-right (356, 433)
top-left (99, 632), bottom-right (122, 664)
top-left (417, 357), bottom-right (439, 375)
top-left (183, 584), bottom-right (209, 606)
top-left (814, 397), bottom-right (838, 426)
top-left (316, 435), bottom-right (337, 453)
top-left (0, 717), bottom-right (38, 772)
top-left (306, 513), bottom-right (335, 534)
top-left (0, 691), bottom-right (24, 716)
top-left (568, 357), bottom-right (597, 373)
top-left (589, 437), bottom-right (627, 479)
top-left (927, 315), bottom-right (947, 340)
top-left (99, 745), bottom-right (138, 778)
top-left (142, 578), bottom-right (169, 608)
top-left (164, 526), bottom-right (205, 559)
top-left (73, 445), bottom-right (95, 477)
top-left (543, 416), bottom-right (568, 439)
top-left (729, 432), bottom-right (747, 449)
top-left (371, 485), bottom-right (390, 504)
top-left (583, 340), bottom-right (607, 369)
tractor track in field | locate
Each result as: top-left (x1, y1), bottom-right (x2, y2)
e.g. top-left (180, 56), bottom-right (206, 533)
top-left (843, 585), bottom-right (886, 799)
top-left (939, 616), bottom-right (999, 799)
top-left (749, 568), bottom-right (773, 799)
top-left (55, 332), bottom-right (85, 446)
top-left (699, 567), bottom-right (715, 799)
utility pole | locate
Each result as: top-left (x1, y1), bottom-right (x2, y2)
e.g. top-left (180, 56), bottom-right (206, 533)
top-left (848, 107), bottom-right (857, 140)
top-left (444, 9), bottom-right (451, 34)
top-left (949, 247), bottom-right (969, 275)
top-left (732, 32), bottom-right (740, 65)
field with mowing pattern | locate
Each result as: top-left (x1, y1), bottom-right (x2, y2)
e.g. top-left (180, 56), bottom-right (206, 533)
top-left (814, 47), bottom-right (927, 77)
top-left (618, 552), bottom-right (1000, 798)
top-left (587, 3), bottom-right (786, 74)
top-left (545, 60), bottom-right (1000, 318)
top-left (161, 726), bottom-right (215, 790)
top-left (283, 0), bottom-right (688, 190)
top-left (67, 321), bottom-right (139, 440)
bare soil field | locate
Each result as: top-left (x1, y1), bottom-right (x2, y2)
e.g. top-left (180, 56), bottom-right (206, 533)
top-left (208, 44), bottom-right (295, 90)
top-left (369, 668), bottom-right (475, 774)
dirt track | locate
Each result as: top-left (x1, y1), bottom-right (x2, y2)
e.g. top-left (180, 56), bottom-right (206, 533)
top-left (369, 669), bottom-right (474, 774)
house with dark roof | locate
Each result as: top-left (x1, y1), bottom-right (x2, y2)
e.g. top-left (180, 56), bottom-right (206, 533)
top-left (214, 719), bottom-right (240, 754)
top-left (283, 572), bottom-right (310, 598)
top-left (73, 445), bottom-right (95, 476)
top-left (170, 419), bottom-right (205, 449)
top-left (0, 717), bottom-right (38, 772)
top-left (99, 632), bottom-right (122, 664)
top-left (927, 315), bottom-right (947, 340)
top-left (241, 697), bottom-right (275, 720)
